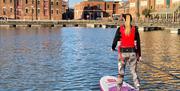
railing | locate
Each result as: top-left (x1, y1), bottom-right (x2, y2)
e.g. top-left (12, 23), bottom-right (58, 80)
top-left (0, 20), bottom-right (119, 25)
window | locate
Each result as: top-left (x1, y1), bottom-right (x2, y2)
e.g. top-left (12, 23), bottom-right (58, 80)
top-left (56, 2), bottom-right (58, 5)
top-left (26, 8), bottom-right (28, 13)
top-left (32, 9), bottom-right (34, 14)
top-left (44, 1), bottom-right (48, 7)
top-left (97, 12), bottom-right (101, 17)
top-left (107, 5), bottom-right (110, 9)
top-left (38, 9), bottom-right (40, 14)
top-left (44, 9), bottom-right (48, 16)
top-left (3, 0), bottom-right (6, 3)
top-left (38, 0), bottom-right (40, 5)
top-left (26, 0), bottom-right (28, 4)
top-left (166, 0), bottom-right (170, 8)
top-left (113, 4), bottom-right (116, 9)
top-left (10, 8), bottom-right (13, 13)
top-left (32, 0), bottom-right (34, 4)
top-left (56, 10), bottom-right (58, 14)
top-left (10, 0), bottom-right (12, 3)
top-left (51, 10), bottom-right (53, 14)
top-left (3, 8), bottom-right (6, 15)
top-left (51, 2), bottom-right (53, 5)
top-left (150, 6), bottom-right (153, 9)
top-left (97, 4), bottom-right (101, 9)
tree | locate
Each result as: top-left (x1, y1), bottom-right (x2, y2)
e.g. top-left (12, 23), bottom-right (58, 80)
top-left (142, 8), bottom-right (151, 18)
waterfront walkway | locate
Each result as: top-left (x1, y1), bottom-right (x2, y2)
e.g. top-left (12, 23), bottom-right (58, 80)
top-left (0, 20), bottom-right (118, 27)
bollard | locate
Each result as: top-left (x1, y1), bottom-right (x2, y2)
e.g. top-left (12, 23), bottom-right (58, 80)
top-left (74, 24), bottom-right (78, 27)
top-left (94, 24), bottom-right (97, 28)
top-left (51, 24), bottom-right (54, 27)
top-left (27, 24), bottom-right (31, 27)
top-left (99, 24), bottom-right (102, 28)
top-left (144, 27), bottom-right (148, 32)
top-left (9, 24), bottom-right (16, 28)
top-left (63, 24), bottom-right (66, 27)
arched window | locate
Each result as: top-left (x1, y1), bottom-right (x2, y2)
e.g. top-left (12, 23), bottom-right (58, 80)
top-left (3, 8), bottom-right (6, 15)
top-left (26, 8), bottom-right (28, 13)
top-left (56, 2), bottom-right (59, 5)
top-left (10, 8), bottom-right (13, 13)
top-left (26, 0), bottom-right (28, 4)
top-left (51, 10), bottom-right (53, 14)
top-left (3, 0), bottom-right (6, 3)
top-left (56, 9), bottom-right (59, 14)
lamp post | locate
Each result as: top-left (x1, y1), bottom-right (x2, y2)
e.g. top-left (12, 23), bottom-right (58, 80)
top-left (123, 0), bottom-right (125, 13)
top-left (14, 0), bottom-right (16, 19)
top-left (31, 6), bottom-right (34, 21)
top-left (136, 0), bottom-right (140, 20)
top-left (67, 0), bottom-right (69, 20)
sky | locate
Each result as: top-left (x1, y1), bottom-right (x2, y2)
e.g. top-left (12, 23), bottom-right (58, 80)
top-left (69, 0), bottom-right (123, 8)
top-left (69, 0), bottom-right (81, 7)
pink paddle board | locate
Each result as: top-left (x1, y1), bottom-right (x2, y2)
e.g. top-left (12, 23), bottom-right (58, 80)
top-left (100, 76), bottom-right (138, 91)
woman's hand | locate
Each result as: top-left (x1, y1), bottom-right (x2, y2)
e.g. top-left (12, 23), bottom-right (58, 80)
top-left (111, 48), bottom-right (117, 52)
top-left (137, 56), bottom-right (142, 62)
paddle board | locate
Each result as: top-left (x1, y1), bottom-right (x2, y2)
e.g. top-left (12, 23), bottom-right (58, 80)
top-left (100, 76), bottom-right (138, 91)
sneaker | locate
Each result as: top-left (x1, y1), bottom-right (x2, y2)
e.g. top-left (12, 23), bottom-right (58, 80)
top-left (116, 78), bottom-right (123, 87)
top-left (135, 84), bottom-right (141, 91)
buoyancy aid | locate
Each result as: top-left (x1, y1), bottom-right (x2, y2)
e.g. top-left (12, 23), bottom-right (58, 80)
top-left (119, 25), bottom-right (135, 48)
top-left (118, 25), bottom-right (136, 64)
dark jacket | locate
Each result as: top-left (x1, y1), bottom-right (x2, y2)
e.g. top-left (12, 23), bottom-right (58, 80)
top-left (112, 26), bottom-right (141, 56)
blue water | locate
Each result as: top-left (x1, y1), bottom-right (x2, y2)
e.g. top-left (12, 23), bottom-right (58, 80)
top-left (0, 27), bottom-right (180, 91)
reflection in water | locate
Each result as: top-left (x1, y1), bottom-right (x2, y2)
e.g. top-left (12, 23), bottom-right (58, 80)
top-left (139, 31), bottom-right (180, 90)
top-left (0, 27), bottom-right (180, 90)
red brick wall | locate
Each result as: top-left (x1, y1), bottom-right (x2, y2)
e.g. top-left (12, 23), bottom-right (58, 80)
top-left (105, 2), bottom-right (114, 17)
top-left (22, 0), bottom-right (36, 20)
top-left (149, 0), bottom-right (156, 10)
top-left (75, 1), bottom-right (105, 19)
top-left (74, 2), bottom-right (84, 19)
top-left (49, 0), bottom-right (62, 20)
top-left (0, 0), bottom-right (62, 20)
top-left (74, 1), bottom-right (119, 19)
top-left (0, 0), bottom-right (15, 19)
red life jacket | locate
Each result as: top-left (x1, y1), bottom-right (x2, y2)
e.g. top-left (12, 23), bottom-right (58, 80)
top-left (119, 25), bottom-right (135, 48)
top-left (118, 25), bottom-right (136, 64)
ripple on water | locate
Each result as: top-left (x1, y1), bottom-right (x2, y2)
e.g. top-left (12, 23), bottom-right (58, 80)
top-left (0, 28), bottom-right (180, 90)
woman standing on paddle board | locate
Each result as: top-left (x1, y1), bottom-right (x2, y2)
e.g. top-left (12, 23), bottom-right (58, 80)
top-left (111, 14), bottom-right (141, 90)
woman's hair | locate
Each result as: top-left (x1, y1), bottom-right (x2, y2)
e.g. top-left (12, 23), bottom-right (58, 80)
top-left (122, 14), bottom-right (132, 23)
top-left (122, 14), bottom-right (132, 35)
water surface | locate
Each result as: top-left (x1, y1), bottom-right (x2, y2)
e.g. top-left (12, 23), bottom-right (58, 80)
top-left (0, 27), bottom-right (180, 91)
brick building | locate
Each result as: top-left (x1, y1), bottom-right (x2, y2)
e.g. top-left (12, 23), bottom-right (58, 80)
top-left (62, 0), bottom-right (68, 15)
top-left (128, 0), bottom-right (137, 18)
top-left (150, 0), bottom-right (180, 22)
top-left (127, 0), bottom-right (179, 21)
top-left (127, 0), bottom-right (153, 19)
top-left (0, 0), bottom-right (15, 19)
top-left (74, 0), bottom-right (119, 20)
top-left (0, 0), bottom-right (62, 20)
top-left (117, 1), bottom-right (130, 14)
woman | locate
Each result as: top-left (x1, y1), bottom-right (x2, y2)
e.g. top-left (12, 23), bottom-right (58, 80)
top-left (111, 14), bottom-right (141, 90)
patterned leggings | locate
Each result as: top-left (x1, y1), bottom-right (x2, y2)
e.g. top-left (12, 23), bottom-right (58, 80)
top-left (118, 52), bottom-right (140, 88)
